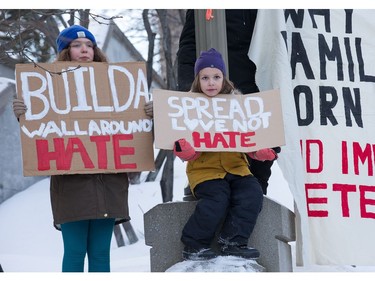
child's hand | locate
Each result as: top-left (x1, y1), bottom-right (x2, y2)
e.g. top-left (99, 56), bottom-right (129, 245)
top-left (173, 138), bottom-right (201, 161)
top-left (13, 98), bottom-right (27, 119)
top-left (144, 101), bottom-right (153, 118)
top-left (247, 148), bottom-right (277, 161)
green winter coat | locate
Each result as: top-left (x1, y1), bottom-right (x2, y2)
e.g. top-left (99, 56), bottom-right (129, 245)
top-left (186, 151), bottom-right (252, 194)
top-left (50, 173), bottom-right (130, 230)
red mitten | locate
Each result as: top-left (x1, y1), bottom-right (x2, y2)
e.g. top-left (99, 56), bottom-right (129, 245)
top-left (247, 148), bottom-right (277, 161)
top-left (173, 138), bottom-right (201, 161)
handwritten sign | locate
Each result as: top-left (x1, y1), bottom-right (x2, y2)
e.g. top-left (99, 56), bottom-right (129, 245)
top-left (153, 89), bottom-right (285, 152)
top-left (15, 62), bottom-right (155, 176)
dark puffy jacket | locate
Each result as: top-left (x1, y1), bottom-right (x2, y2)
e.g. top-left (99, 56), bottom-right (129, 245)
top-left (177, 9), bottom-right (259, 94)
top-left (50, 172), bottom-right (129, 230)
top-left (177, 9), bottom-right (280, 195)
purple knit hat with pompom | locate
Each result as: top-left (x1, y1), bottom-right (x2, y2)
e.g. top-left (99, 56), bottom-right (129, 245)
top-left (194, 48), bottom-right (226, 76)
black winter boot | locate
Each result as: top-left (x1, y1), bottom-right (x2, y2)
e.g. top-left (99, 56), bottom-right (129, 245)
top-left (221, 244), bottom-right (260, 259)
top-left (182, 246), bottom-right (218, 260)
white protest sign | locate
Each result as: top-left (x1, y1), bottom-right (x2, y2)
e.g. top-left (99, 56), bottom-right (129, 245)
top-left (250, 9), bottom-right (375, 265)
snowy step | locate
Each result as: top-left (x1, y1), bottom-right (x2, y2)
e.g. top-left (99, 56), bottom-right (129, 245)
top-left (144, 196), bottom-right (295, 272)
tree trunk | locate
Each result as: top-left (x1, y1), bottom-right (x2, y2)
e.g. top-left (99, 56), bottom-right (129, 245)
top-left (127, 172), bottom-right (141, 185)
top-left (160, 150), bottom-right (174, 202)
top-left (122, 221), bottom-right (139, 244)
top-left (145, 149), bottom-right (168, 182)
top-left (113, 224), bottom-right (125, 247)
top-left (113, 221), bottom-right (139, 247)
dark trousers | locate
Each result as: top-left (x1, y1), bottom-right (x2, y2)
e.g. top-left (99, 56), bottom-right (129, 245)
top-left (247, 147), bottom-right (281, 195)
top-left (181, 174), bottom-right (263, 249)
top-left (248, 158), bottom-right (274, 195)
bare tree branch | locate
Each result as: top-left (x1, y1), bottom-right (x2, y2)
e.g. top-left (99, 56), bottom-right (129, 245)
top-left (142, 9), bottom-right (156, 89)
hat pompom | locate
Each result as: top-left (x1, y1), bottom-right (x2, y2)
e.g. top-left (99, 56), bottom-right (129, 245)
top-left (194, 48), bottom-right (226, 76)
top-left (56, 25), bottom-right (97, 53)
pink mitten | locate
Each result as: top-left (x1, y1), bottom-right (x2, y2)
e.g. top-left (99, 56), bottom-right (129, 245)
top-left (247, 148), bottom-right (277, 161)
top-left (173, 138), bottom-right (201, 161)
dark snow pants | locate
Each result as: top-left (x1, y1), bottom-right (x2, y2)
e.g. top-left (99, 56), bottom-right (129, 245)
top-left (181, 173), bottom-right (263, 249)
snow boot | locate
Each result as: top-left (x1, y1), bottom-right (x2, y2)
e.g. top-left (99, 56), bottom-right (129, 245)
top-left (182, 246), bottom-right (218, 260)
top-left (221, 244), bottom-right (260, 259)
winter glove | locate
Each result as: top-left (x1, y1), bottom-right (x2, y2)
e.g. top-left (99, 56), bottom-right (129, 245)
top-left (144, 101), bottom-right (153, 118)
top-left (247, 148), bottom-right (277, 161)
top-left (13, 98), bottom-right (27, 120)
top-left (173, 138), bottom-right (201, 161)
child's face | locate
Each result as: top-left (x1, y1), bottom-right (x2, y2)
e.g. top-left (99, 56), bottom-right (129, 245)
top-left (69, 38), bottom-right (94, 62)
top-left (198, 67), bottom-right (224, 97)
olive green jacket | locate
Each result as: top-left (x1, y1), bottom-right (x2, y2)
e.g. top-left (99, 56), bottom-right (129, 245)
top-left (186, 151), bottom-right (252, 193)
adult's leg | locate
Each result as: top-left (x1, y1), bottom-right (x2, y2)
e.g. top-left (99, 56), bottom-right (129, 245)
top-left (60, 220), bottom-right (90, 272)
top-left (247, 146), bottom-right (280, 195)
top-left (87, 219), bottom-right (115, 272)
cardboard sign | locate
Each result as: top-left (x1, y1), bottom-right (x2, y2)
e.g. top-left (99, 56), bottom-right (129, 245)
top-left (15, 62), bottom-right (155, 176)
top-left (153, 89), bottom-right (285, 152)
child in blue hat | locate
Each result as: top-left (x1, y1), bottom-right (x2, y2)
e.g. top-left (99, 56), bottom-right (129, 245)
top-left (13, 24), bottom-right (153, 272)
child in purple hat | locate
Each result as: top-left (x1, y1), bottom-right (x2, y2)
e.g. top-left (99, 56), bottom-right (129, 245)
top-left (173, 48), bottom-right (277, 260)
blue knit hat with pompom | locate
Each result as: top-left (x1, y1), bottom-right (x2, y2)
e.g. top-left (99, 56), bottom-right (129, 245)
top-left (56, 25), bottom-right (96, 53)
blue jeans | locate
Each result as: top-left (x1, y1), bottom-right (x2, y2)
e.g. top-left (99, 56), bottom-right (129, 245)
top-left (60, 219), bottom-right (115, 272)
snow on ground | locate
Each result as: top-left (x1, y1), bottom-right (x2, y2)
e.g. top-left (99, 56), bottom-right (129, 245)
top-left (0, 159), bottom-right (374, 280)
